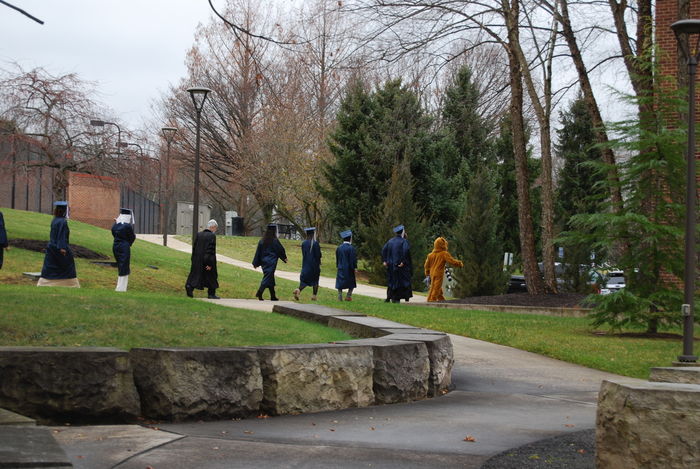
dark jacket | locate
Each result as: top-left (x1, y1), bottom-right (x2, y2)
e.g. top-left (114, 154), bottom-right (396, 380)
top-left (111, 222), bottom-right (136, 276)
top-left (186, 229), bottom-right (219, 289)
top-left (40, 216), bottom-right (77, 279)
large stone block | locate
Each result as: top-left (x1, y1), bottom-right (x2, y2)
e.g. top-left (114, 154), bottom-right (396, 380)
top-left (0, 347), bottom-right (140, 424)
top-left (596, 379), bottom-right (700, 469)
top-left (272, 304), bottom-right (365, 326)
top-left (650, 366), bottom-right (700, 384)
top-left (386, 333), bottom-right (454, 397)
top-left (130, 347), bottom-right (262, 421)
top-left (258, 344), bottom-right (374, 415)
top-left (338, 338), bottom-right (430, 404)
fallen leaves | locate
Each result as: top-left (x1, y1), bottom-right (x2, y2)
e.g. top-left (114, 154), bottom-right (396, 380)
top-left (463, 435), bottom-right (476, 442)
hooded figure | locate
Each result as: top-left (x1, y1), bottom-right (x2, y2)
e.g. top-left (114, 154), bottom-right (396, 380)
top-left (253, 223), bottom-right (287, 300)
top-left (37, 201), bottom-right (80, 287)
top-left (186, 219), bottom-right (220, 299)
top-left (0, 211), bottom-right (8, 270)
top-left (335, 229), bottom-right (357, 301)
top-left (293, 227), bottom-right (322, 301)
top-left (112, 208), bottom-right (136, 292)
top-left (382, 224), bottom-right (412, 303)
top-left (424, 237), bottom-right (464, 302)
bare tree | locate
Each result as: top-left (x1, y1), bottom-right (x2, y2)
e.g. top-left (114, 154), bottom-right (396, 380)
top-left (0, 65), bottom-right (115, 199)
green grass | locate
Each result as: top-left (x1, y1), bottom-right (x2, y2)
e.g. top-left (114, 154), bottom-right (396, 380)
top-left (176, 234), bottom-right (341, 280)
top-left (313, 295), bottom-right (689, 380)
top-left (0, 285), bottom-right (351, 348)
top-left (0, 208), bottom-right (351, 346)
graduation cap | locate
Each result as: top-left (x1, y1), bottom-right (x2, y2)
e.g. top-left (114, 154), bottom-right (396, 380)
top-left (53, 201), bottom-right (68, 207)
top-left (393, 224), bottom-right (405, 234)
top-left (340, 229), bottom-right (352, 239)
top-left (304, 227), bottom-right (316, 233)
top-left (119, 208), bottom-right (133, 216)
top-left (267, 223), bottom-right (278, 229)
top-left (116, 207), bottom-right (134, 224)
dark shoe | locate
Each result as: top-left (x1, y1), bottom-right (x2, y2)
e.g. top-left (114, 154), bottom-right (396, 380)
top-left (256, 289), bottom-right (264, 301)
top-left (384, 298), bottom-right (390, 303)
top-left (269, 288), bottom-right (278, 301)
top-left (271, 297), bottom-right (279, 301)
top-left (208, 295), bottom-right (221, 299)
top-left (186, 285), bottom-right (193, 298)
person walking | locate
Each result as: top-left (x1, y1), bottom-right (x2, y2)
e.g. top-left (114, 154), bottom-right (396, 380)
top-left (186, 219), bottom-right (220, 299)
top-left (293, 227), bottom-right (321, 301)
top-left (382, 224), bottom-right (412, 303)
top-left (253, 223), bottom-right (288, 301)
top-left (424, 236), bottom-right (463, 302)
top-left (335, 229), bottom-right (357, 301)
top-left (0, 210), bottom-right (8, 270)
top-left (37, 201), bottom-right (80, 287)
top-left (111, 208), bottom-right (136, 292)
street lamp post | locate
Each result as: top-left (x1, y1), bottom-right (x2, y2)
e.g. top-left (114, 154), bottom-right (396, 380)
top-left (671, 19), bottom-right (700, 363)
top-left (161, 127), bottom-right (177, 246)
top-left (186, 86), bottom-right (212, 242)
top-left (90, 119), bottom-right (122, 157)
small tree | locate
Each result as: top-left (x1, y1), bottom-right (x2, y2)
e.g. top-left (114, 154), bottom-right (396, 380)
top-left (560, 78), bottom-right (686, 333)
top-left (451, 168), bottom-right (508, 297)
top-left (359, 159), bottom-right (430, 290)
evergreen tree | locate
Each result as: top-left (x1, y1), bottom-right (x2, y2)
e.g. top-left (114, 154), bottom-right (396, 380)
top-left (359, 159), bottom-right (430, 290)
top-left (555, 98), bottom-right (606, 292)
top-left (451, 168), bottom-right (508, 297)
top-left (560, 79), bottom-right (686, 333)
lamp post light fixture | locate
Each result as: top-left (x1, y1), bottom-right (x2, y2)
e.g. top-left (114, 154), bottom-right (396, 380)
top-left (671, 18), bottom-right (700, 363)
top-left (161, 126), bottom-right (177, 246)
top-left (186, 86), bottom-right (212, 242)
top-left (90, 119), bottom-right (122, 156)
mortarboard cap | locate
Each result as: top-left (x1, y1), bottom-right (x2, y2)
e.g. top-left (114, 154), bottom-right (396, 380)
top-left (340, 229), bottom-right (352, 239)
top-left (304, 227), bottom-right (316, 233)
top-left (119, 208), bottom-right (133, 215)
top-left (54, 201), bottom-right (68, 207)
top-left (393, 224), bottom-right (405, 234)
top-left (267, 223), bottom-right (278, 229)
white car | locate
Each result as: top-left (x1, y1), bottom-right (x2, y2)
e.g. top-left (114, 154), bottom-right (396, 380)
top-left (600, 271), bottom-right (625, 295)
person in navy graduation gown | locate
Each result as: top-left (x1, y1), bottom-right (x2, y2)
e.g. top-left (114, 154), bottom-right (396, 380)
top-left (0, 211), bottom-right (8, 270)
top-left (335, 229), bottom-right (357, 301)
top-left (383, 224), bottom-right (413, 303)
top-left (111, 208), bottom-right (136, 292)
top-left (253, 223), bottom-right (288, 301)
top-left (37, 201), bottom-right (80, 287)
top-left (186, 219), bottom-right (220, 299)
top-left (293, 227), bottom-right (321, 301)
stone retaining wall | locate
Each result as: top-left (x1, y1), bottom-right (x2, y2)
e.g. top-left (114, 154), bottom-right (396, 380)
top-left (596, 368), bottom-right (700, 468)
top-left (0, 305), bottom-right (453, 423)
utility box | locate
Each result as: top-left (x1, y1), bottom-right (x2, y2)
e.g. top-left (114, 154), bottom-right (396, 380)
top-left (176, 201), bottom-right (212, 235)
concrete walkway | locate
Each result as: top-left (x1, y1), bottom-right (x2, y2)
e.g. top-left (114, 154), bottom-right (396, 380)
top-left (48, 297), bottom-right (642, 468)
top-left (137, 234), bottom-right (427, 303)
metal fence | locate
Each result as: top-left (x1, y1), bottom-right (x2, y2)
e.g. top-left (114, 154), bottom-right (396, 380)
top-left (120, 185), bottom-right (160, 234)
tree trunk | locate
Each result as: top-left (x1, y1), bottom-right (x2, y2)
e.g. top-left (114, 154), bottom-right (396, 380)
top-left (505, 0), bottom-right (545, 294)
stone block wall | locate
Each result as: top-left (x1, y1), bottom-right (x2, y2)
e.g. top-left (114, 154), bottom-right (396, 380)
top-left (0, 305), bottom-right (454, 423)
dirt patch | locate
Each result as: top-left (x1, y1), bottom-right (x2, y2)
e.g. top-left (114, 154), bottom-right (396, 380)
top-left (9, 238), bottom-right (109, 260)
top-left (444, 292), bottom-right (588, 308)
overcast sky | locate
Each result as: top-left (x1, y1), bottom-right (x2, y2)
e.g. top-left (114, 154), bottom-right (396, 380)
top-left (0, 1), bottom-right (215, 129)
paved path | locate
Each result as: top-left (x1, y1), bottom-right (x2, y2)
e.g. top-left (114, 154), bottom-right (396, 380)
top-left (137, 234), bottom-right (426, 303)
top-left (50, 297), bottom-right (642, 468)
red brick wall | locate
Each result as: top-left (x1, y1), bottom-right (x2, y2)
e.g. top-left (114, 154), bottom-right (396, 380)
top-left (67, 172), bottom-right (120, 229)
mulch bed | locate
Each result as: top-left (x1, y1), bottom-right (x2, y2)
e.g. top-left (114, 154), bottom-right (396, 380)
top-left (9, 238), bottom-right (109, 260)
top-left (445, 292), bottom-right (588, 308)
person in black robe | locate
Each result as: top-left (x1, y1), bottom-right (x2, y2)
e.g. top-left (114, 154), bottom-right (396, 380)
top-left (253, 223), bottom-right (287, 301)
top-left (383, 224), bottom-right (413, 303)
top-left (186, 219), bottom-right (220, 299)
top-left (0, 211), bottom-right (8, 270)
top-left (293, 227), bottom-right (322, 301)
top-left (335, 229), bottom-right (357, 301)
top-left (111, 208), bottom-right (136, 292)
top-left (37, 201), bottom-right (80, 287)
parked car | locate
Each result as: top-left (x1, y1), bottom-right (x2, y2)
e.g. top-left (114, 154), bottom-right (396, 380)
top-left (600, 271), bottom-right (625, 295)
top-left (507, 275), bottom-right (528, 293)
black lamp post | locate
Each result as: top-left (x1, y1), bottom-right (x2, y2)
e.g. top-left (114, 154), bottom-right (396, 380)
top-left (161, 126), bottom-right (177, 246)
top-left (671, 19), bottom-right (700, 363)
top-left (90, 119), bottom-right (122, 156)
top-left (186, 86), bottom-right (211, 242)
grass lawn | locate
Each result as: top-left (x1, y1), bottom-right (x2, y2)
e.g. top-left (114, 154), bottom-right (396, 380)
top-left (314, 295), bottom-right (690, 380)
top-left (176, 234), bottom-right (341, 281)
top-left (0, 208), bottom-right (350, 347)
